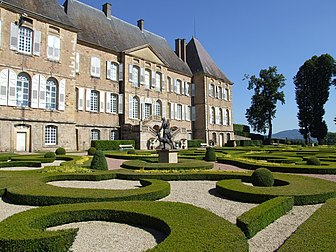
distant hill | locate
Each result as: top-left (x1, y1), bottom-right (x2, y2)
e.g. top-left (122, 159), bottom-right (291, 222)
top-left (272, 129), bottom-right (304, 140)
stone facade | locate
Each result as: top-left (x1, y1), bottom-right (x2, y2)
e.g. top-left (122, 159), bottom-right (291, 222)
top-left (0, 0), bottom-right (233, 152)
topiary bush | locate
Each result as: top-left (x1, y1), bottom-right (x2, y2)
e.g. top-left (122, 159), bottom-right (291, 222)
top-left (251, 168), bottom-right (274, 187)
top-left (306, 157), bottom-right (321, 166)
top-left (205, 147), bottom-right (216, 161)
top-left (55, 147), bottom-right (66, 155)
top-left (44, 152), bottom-right (56, 159)
top-left (90, 150), bottom-right (108, 170)
top-left (87, 147), bottom-right (97, 156)
top-left (127, 149), bottom-right (136, 154)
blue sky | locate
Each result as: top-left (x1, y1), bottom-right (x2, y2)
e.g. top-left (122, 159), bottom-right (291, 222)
top-left (58, 0), bottom-right (336, 133)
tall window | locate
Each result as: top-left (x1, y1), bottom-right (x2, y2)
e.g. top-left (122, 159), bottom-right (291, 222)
top-left (45, 125), bottom-right (57, 145)
top-left (16, 73), bottom-right (30, 107)
top-left (144, 103), bottom-right (151, 119)
top-left (132, 66), bottom-right (140, 87)
top-left (154, 100), bottom-right (161, 117)
top-left (219, 108), bottom-right (223, 125)
top-left (176, 79), bottom-right (181, 94)
top-left (155, 72), bottom-right (162, 91)
top-left (91, 129), bottom-right (100, 140)
top-left (110, 130), bottom-right (119, 140)
top-left (47, 35), bottom-right (60, 61)
top-left (226, 109), bottom-right (230, 125)
top-left (133, 96), bottom-right (139, 119)
top-left (186, 106), bottom-right (191, 121)
top-left (90, 90), bottom-right (99, 112)
top-left (144, 69), bottom-right (151, 89)
top-left (110, 93), bottom-right (118, 113)
top-left (167, 77), bottom-right (171, 92)
top-left (91, 57), bottom-right (101, 77)
top-left (225, 88), bottom-right (229, 101)
top-left (18, 27), bottom-right (32, 54)
top-left (176, 104), bottom-right (182, 120)
top-left (218, 87), bottom-right (222, 99)
top-left (185, 83), bottom-right (190, 96)
top-left (211, 107), bottom-right (215, 124)
top-left (46, 78), bottom-right (57, 110)
top-left (212, 133), bottom-right (217, 144)
top-left (168, 102), bottom-right (172, 119)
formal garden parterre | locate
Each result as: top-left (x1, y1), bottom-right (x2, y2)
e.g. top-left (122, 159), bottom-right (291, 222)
top-left (0, 146), bottom-right (335, 251)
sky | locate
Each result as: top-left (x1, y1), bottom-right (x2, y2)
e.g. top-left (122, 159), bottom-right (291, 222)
top-left (58, 0), bottom-right (336, 133)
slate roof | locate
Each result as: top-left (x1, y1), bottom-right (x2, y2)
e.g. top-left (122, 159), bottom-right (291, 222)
top-left (187, 37), bottom-right (231, 83)
top-left (1, 0), bottom-right (76, 30)
top-left (64, 0), bottom-right (192, 76)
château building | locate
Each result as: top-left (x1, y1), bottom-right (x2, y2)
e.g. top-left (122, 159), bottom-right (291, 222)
top-left (0, 0), bottom-right (233, 151)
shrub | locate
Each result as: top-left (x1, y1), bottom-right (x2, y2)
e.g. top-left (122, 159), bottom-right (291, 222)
top-left (205, 147), bottom-right (216, 161)
top-left (251, 168), bottom-right (274, 187)
top-left (91, 140), bottom-right (135, 151)
top-left (55, 147), bottom-right (66, 155)
top-left (44, 152), bottom-right (56, 159)
top-left (306, 157), bottom-right (321, 166)
top-left (187, 139), bottom-right (204, 148)
top-left (127, 149), bottom-right (136, 154)
top-left (87, 147), bottom-right (97, 156)
top-left (90, 150), bottom-right (108, 170)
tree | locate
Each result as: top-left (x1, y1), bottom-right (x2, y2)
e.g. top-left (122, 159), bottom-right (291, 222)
top-left (294, 54), bottom-right (335, 144)
top-left (245, 66), bottom-right (286, 144)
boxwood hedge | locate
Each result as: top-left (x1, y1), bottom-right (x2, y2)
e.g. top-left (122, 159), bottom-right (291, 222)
top-left (121, 159), bottom-right (213, 170)
top-left (0, 161), bottom-right (41, 168)
top-left (92, 140), bottom-right (135, 150)
top-left (237, 196), bottom-right (294, 238)
top-left (0, 201), bottom-right (248, 252)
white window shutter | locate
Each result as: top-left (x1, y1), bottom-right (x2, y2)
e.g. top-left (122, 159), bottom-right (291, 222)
top-left (215, 107), bottom-right (219, 124)
top-left (54, 36), bottom-right (60, 61)
top-left (170, 103), bottom-right (174, 119)
top-left (33, 30), bottom-right (41, 56)
top-left (182, 104), bottom-right (186, 121)
top-left (162, 100), bottom-right (166, 118)
top-left (140, 67), bottom-right (145, 84)
top-left (31, 75), bottom-right (39, 108)
top-left (39, 75), bottom-right (46, 109)
top-left (90, 57), bottom-right (95, 76)
top-left (106, 61), bottom-right (112, 80)
top-left (0, 20), bottom-right (2, 48)
top-left (0, 69), bottom-right (8, 106)
top-left (229, 110), bottom-right (232, 125)
top-left (222, 88), bottom-right (225, 100)
top-left (208, 84), bottom-right (211, 96)
top-left (186, 106), bottom-right (191, 121)
top-left (140, 98), bottom-right (145, 120)
top-left (129, 95), bottom-right (133, 118)
top-left (118, 63), bottom-right (124, 81)
top-left (118, 94), bottom-right (124, 114)
top-left (182, 81), bottom-right (185, 95)
top-left (96, 58), bottom-right (100, 77)
top-left (221, 108), bottom-right (225, 125)
top-left (151, 70), bottom-right (156, 88)
top-left (78, 87), bottom-right (84, 111)
top-left (162, 73), bottom-right (165, 90)
top-left (174, 103), bottom-right (178, 120)
top-left (75, 52), bottom-right (80, 73)
top-left (228, 89), bottom-right (231, 101)
top-left (174, 79), bottom-right (177, 93)
top-left (105, 92), bottom-right (111, 113)
top-left (58, 79), bottom-right (66, 110)
top-left (86, 89), bottom-right (91, 111)
top-left (191, 83), bottom-right (195, 96)
top-left (10, 23), bottom-right (18, 51)
top-left (128, 64), bottom-right (133, 82)
top-left (47, 35), bottom-right (53, 59)
top-left (192, 106), bottom-right (196, 121)
top-left (100, 91), bottom-right (105, 112)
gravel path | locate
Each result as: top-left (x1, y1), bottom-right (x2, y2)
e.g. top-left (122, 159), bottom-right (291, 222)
top-left (0, 160), bottom-right (64, 171)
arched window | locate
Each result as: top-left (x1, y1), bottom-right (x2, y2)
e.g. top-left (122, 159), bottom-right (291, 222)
top-left (45, 125), bottom-right (57, 145)
top-left (211, 107), bottom-right (215, 124)
top-left (154, 100), bottom-right (162, 117)
top-left (16, 72), bottom-right (30, 107)
top-left (46, 78), bottom-right (57, 110)
top-left (18, 27), bottom-right (33, 54)
top-left (91, 129), bottom-right (100, 140)
top-left (133, 96), bottom-right (139, 119)
top-left (144, 103), bottom-right (151, 119)
top-left (90, 90), bottom-right (99, 112)
top-left (226, 109), bottom-right (230, 125)
top-left (227, 133), bottom-right (231, 141)
top-left (219, 108), bottom-right (223, 125)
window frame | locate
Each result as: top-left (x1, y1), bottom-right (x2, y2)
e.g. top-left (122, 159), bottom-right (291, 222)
top-left (16, 72), bottom-right (30, 107)
top-left (47, 34), bottom-right (60, 61)
top-left (45, 125), bottom-right (57, 145)
top-left (91, 129), bottom-right (100, 140)
top-left (90, 90), bottom-right (99, 112)
top-left (46, 78), bottom-right (57, 110)
top-left (18, 26), bottom-right (33, 54)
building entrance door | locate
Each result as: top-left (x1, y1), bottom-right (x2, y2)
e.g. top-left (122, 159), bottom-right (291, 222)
top-left (16, 132), bottom-right (27, 152)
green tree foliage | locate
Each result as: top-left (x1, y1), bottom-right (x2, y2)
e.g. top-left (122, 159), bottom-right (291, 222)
top-left (294, 54), bottom-right (335, 145)
top-left (245, 66), bottom-right (286, 144)
top-left (90, 150), bottom-right (108, 170)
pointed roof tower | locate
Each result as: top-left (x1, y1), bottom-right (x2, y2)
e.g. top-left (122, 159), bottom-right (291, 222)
top-left (187, 37), bottom-right (231, 83)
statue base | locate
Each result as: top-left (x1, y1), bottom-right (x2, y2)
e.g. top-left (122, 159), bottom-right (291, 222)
top-left (157, 149), bottom-right (178, 163)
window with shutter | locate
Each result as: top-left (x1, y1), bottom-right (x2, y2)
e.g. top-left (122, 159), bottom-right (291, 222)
top-left (33, 30), bottom-right (41, 56)
top-left (0, 69), bottom-right (9, 106)
top-left (144, 69), bottom-right (151, 89)
top-left (77, 87), bottom-right (84, 111)
top-left (18, 27), bottom-right (33, 54)
top-left (10, 23), bottom-right (19, 50)
top-left (132, 66), bottom-right (140, 87)
top-left (176, 80), bottom-right (181, 94)
top-left (111, 93), bottom-right (117, 113)
top-left (155, 72), bottom-right (161, 92)
top-left (47, 35), bottom-right (60, 61)
top-left (16, 73), bottom-right (30, 107)
top-left (90, 90), bottom-right (99, 112)
top-left (46, 78), bottom-right (58, 110)
top-left (118, 94), bottom-right (124, 114)
top-left (91, 57), bottom-right (100, 77)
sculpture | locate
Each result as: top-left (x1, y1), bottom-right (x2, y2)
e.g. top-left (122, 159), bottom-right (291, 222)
top-left (156, 117), bottom-right (175, 149)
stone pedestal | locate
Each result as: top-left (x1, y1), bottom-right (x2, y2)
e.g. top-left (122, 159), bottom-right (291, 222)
top-left (157, 149), bottom-right (178, 163)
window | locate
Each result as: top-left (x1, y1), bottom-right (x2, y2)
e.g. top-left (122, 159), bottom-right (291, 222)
top-left (168, 103), bottom-right (172, 119)
top-left (144, 69), bottom-right (151, 89)
top-left (110, 130), bottom-right (119, 140)
top-left (46, 78), bottom-right (57, 110)
top-left (219, 108), bottom-right (223, 125)
top-left (218, 87), bottom-right (222, 99)
top-left (144, 103), bottom-right (151, 119)
top-left (212, 133), bottom-right (217, 144)
top-left (91, 57), bottom-right (101, 77)
top-left (111, 62), bottom-right (118, 81)
top-left (186, 106), bottom-right (191, 121)
top-left (132, 66), bottom-right (140, 87)
top-left (110, 93), bottom-right (118, 113)
top-left (176, 80), bottom-right (181, 94)
top-left (16, 73), bottom-right (30, 107)
top-left (167, 77), bottom-right (171, 92)
top-left (47, 35), bottom-right (60, 61)
top-left (185, 83), bottom-right (190, 96)
top-left (176, 104), bottom-right (182, 120)
top-left (225, 109), bottom-right (230, 125)
top-left (91, 129), bottom-right (100, 140)
top-left (211, 107), bottom-right (215, 124)
top-left (90, 90), bottom-right (99, 112)
top-left (155, 72), bottom-right (162, 91)
top-left (45, 125), bottom-right (57, 145)
top-left (154, 100), bottom-right (161, 117)
top-left (18, 27), bottom-right (33, 54)
top-left (132, 96), bottom-right (139, 119)
top-left (225, 88), bottom-right (229, 101)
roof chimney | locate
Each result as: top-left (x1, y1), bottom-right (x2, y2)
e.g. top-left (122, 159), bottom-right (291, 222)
top-left (175, 38), bottom-right (187, 63)
top-left (102, 3), bottom-right (112, 20)
top-left (137, 19), bottom-right (144, 31)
